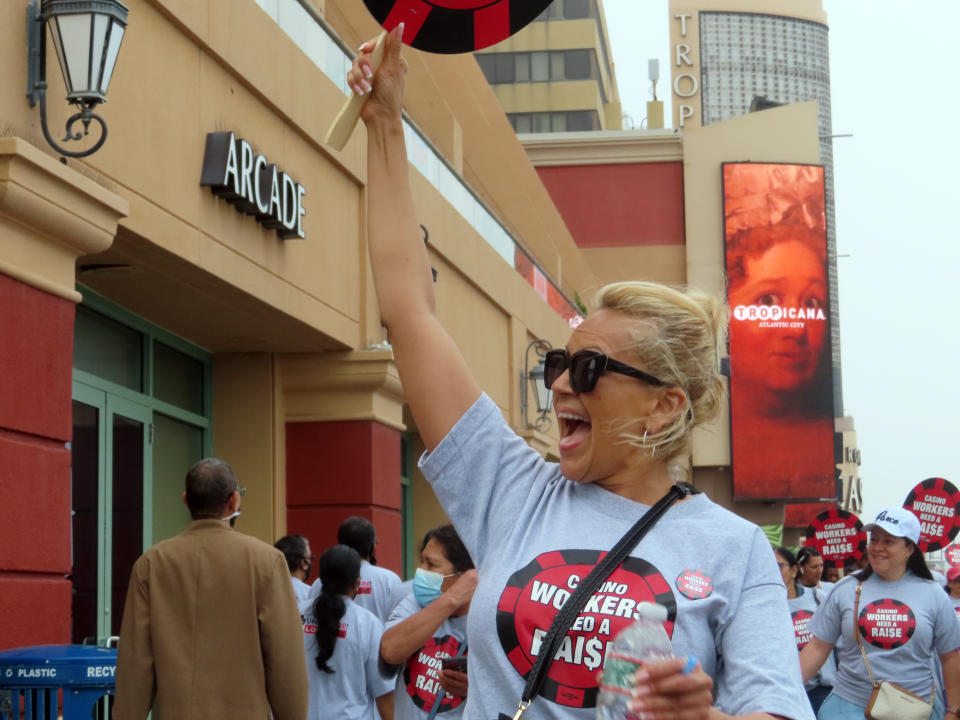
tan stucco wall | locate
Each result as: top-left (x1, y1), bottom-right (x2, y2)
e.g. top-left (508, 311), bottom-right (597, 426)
top-left (213, 353), bottom-right (283, 540)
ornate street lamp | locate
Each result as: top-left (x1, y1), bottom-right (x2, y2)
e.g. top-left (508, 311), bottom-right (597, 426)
top-left (521, 339), bottom-right (553, 432)
top-left (26, 0), bottom-right (129, 158)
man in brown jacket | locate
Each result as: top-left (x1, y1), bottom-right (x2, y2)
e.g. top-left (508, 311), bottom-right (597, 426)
top-left (114, 457), bottom-right (308, 719)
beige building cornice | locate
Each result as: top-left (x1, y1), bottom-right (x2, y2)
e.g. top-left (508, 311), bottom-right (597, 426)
top-left (0, 138), bottom-right (128, 302)
top-left (522, 129), bottom-right (683, 166)
top-left (673, 0), bottom-right (826, 26)
top-left (280, 349), bottom-right (407, 431)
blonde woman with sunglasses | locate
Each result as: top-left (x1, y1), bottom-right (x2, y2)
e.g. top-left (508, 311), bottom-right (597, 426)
top-left (350, 27), bottom-right (812, 720)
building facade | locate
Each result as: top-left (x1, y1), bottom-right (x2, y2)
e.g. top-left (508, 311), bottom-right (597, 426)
top-left (0, 0), bottom-right (863, 650)
top-left (0, 0), bottom-right (594, 650)
top-left (475, 0), bottom-right (622, 133)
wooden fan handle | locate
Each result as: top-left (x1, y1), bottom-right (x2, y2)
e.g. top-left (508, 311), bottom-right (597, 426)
top-left (324, 30), bottom-right (388, 151)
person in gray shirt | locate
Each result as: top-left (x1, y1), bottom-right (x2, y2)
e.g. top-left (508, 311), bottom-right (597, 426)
top-left (351, 26), bottom-right (811, 720)
top-left (801, 506), bottom-right (960, 719)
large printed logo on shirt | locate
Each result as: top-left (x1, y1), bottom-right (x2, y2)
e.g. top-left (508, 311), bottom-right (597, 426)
top-left (858, 599), bottom-right (916, 650)
top-left (496, 549), bottom-right (677, 709)
top-left (357, 580), bottom-right (373, 595)
top-left (403, 634), bottom-right (465, 713)
top-left (791, 609), bottom-right (814, 651)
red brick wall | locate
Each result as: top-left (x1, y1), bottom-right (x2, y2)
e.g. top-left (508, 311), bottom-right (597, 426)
top-left (0, 272), bottom-right (75, 650)
top-left (286, 420), bottom-right (403, 577)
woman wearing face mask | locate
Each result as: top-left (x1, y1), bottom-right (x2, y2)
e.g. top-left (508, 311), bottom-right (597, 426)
top-left (381, 525), bottom-right (476, 720)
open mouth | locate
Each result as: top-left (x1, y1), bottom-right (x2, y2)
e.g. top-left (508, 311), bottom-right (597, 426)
top-left (557, 411), bottom-right (591, 449)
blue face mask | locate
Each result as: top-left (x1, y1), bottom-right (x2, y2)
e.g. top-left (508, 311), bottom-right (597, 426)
top-left (413, 568), bottom-right (454, 608)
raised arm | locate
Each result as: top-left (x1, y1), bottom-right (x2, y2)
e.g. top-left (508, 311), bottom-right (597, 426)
top-left (350, 26), bottom-right (480, 450)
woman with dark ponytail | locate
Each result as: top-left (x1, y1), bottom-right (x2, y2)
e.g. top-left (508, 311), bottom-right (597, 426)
top-left (301, 545), bottom-right (394, 720)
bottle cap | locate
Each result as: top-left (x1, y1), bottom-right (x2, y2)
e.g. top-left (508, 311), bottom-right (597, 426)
top-left (635, 602), bottom-right (668, 622)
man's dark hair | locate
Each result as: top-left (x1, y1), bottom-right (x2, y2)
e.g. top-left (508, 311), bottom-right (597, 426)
top-left (337, 516), bottom-right (376, 561)
top-left (274, 534), bottom-right (309, 573)
top-left (421, 524), bottom-right (474, 573)
top-left (184, 457), bottom-right (238, 519)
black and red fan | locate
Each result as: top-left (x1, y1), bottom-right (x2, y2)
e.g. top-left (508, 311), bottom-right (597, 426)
top-left (363, 0), bottom-right (555, 53)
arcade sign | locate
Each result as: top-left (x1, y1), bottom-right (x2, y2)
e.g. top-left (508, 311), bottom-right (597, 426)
top-left (200, 131), bottom-right (306, 240)
top-left (903, 477), bottom-right (960, 552)
top-left (803, 509), bottom-right (866, 568)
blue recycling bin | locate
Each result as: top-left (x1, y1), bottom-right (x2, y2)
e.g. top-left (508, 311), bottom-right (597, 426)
top-left (0, 644), bottom-right (117, 720)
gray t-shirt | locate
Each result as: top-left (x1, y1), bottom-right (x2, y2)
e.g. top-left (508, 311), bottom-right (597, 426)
top-left (311, 561), bottom-right (403, 622)
top-left (387, 591), bottom-right (469, 720)
top-left (788, 585), bottom-right (836, 689)
top-left (292, 576), bottom-right (311, 604)
top-left (420, 394), bottom-right (814, 720)
top-left (300, 596), bottom-right (393, 720)
top-left (809, 572), bottom-right (960, 706)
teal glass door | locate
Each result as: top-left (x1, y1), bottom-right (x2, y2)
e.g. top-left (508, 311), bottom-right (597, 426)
top-left (71, 382), bottom-right (152, 643)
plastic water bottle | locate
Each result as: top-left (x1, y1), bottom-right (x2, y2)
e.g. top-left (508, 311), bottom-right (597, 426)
top-left (596, 602), bottom-right (673, 720)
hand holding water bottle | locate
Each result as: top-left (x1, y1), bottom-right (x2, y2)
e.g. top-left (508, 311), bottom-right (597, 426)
top-left (598, 602), bottom-right (713, 720)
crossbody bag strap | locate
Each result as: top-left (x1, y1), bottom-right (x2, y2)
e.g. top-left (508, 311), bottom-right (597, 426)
top-left (507, 482), bottom-right (697, 720)
top-left (853, 579), bottom-right (878, 687)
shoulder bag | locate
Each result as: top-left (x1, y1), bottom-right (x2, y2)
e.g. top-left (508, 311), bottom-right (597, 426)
top-left (497, 482), bottom-right (697, 720)
top-left (854, 578), bottom-right (934, 720)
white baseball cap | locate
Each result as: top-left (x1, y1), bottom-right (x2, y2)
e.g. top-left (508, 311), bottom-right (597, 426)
top-left (863, 507), bottom-right (922, 544)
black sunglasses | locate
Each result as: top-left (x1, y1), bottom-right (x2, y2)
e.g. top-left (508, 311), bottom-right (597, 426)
top-left (543, 349), bottom-right (666, 393)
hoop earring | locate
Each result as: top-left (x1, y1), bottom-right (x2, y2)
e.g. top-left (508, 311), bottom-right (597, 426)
top-left (642, 429), bottom-right (657, 458)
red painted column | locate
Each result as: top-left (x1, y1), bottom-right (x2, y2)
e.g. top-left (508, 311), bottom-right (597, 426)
top-left (0, 272), bottom-right (74, 650)
top-left (286, 420), bottom-right (403, 575)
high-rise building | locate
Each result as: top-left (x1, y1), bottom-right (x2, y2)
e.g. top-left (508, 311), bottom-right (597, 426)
top-left (475, 0), bottom-right (622, 133)
top-left (669, 0), bottom-right (843, 414)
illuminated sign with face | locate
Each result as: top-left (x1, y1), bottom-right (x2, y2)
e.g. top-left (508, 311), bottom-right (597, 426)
top-left (722, 162), bottom-right (835, 501)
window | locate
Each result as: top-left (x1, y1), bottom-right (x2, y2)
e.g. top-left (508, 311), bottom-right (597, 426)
top-left (516, 53), bottom-right (530, 82)
top-left (514, 114), bottom-right (532, 133)
top-left (74, 307), bottom-right (143, 391)
top-left (477, 50), bottom-right (598, 85)
top-left (536, 0), bottom-right (593, 20)
top-left (476, 53), bottom-right (495, 83)
top-left (494, 53), bottom-right (515, 83)
top-left (509, 111), bottom-right (600, 134)
top-left (531, 52), bottom-right (549, 81)
top-left (563, 0), bottom-right (591, 19)
top-left (565, 49), bottom-right (591, 80)
top-left (550, 52), bottom-right (565, 80)
top-left (566, 110), bottom-right (598, 131)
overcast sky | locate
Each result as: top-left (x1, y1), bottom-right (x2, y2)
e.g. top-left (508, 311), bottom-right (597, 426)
top-left (602, 0), bottom-right (960, 524)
